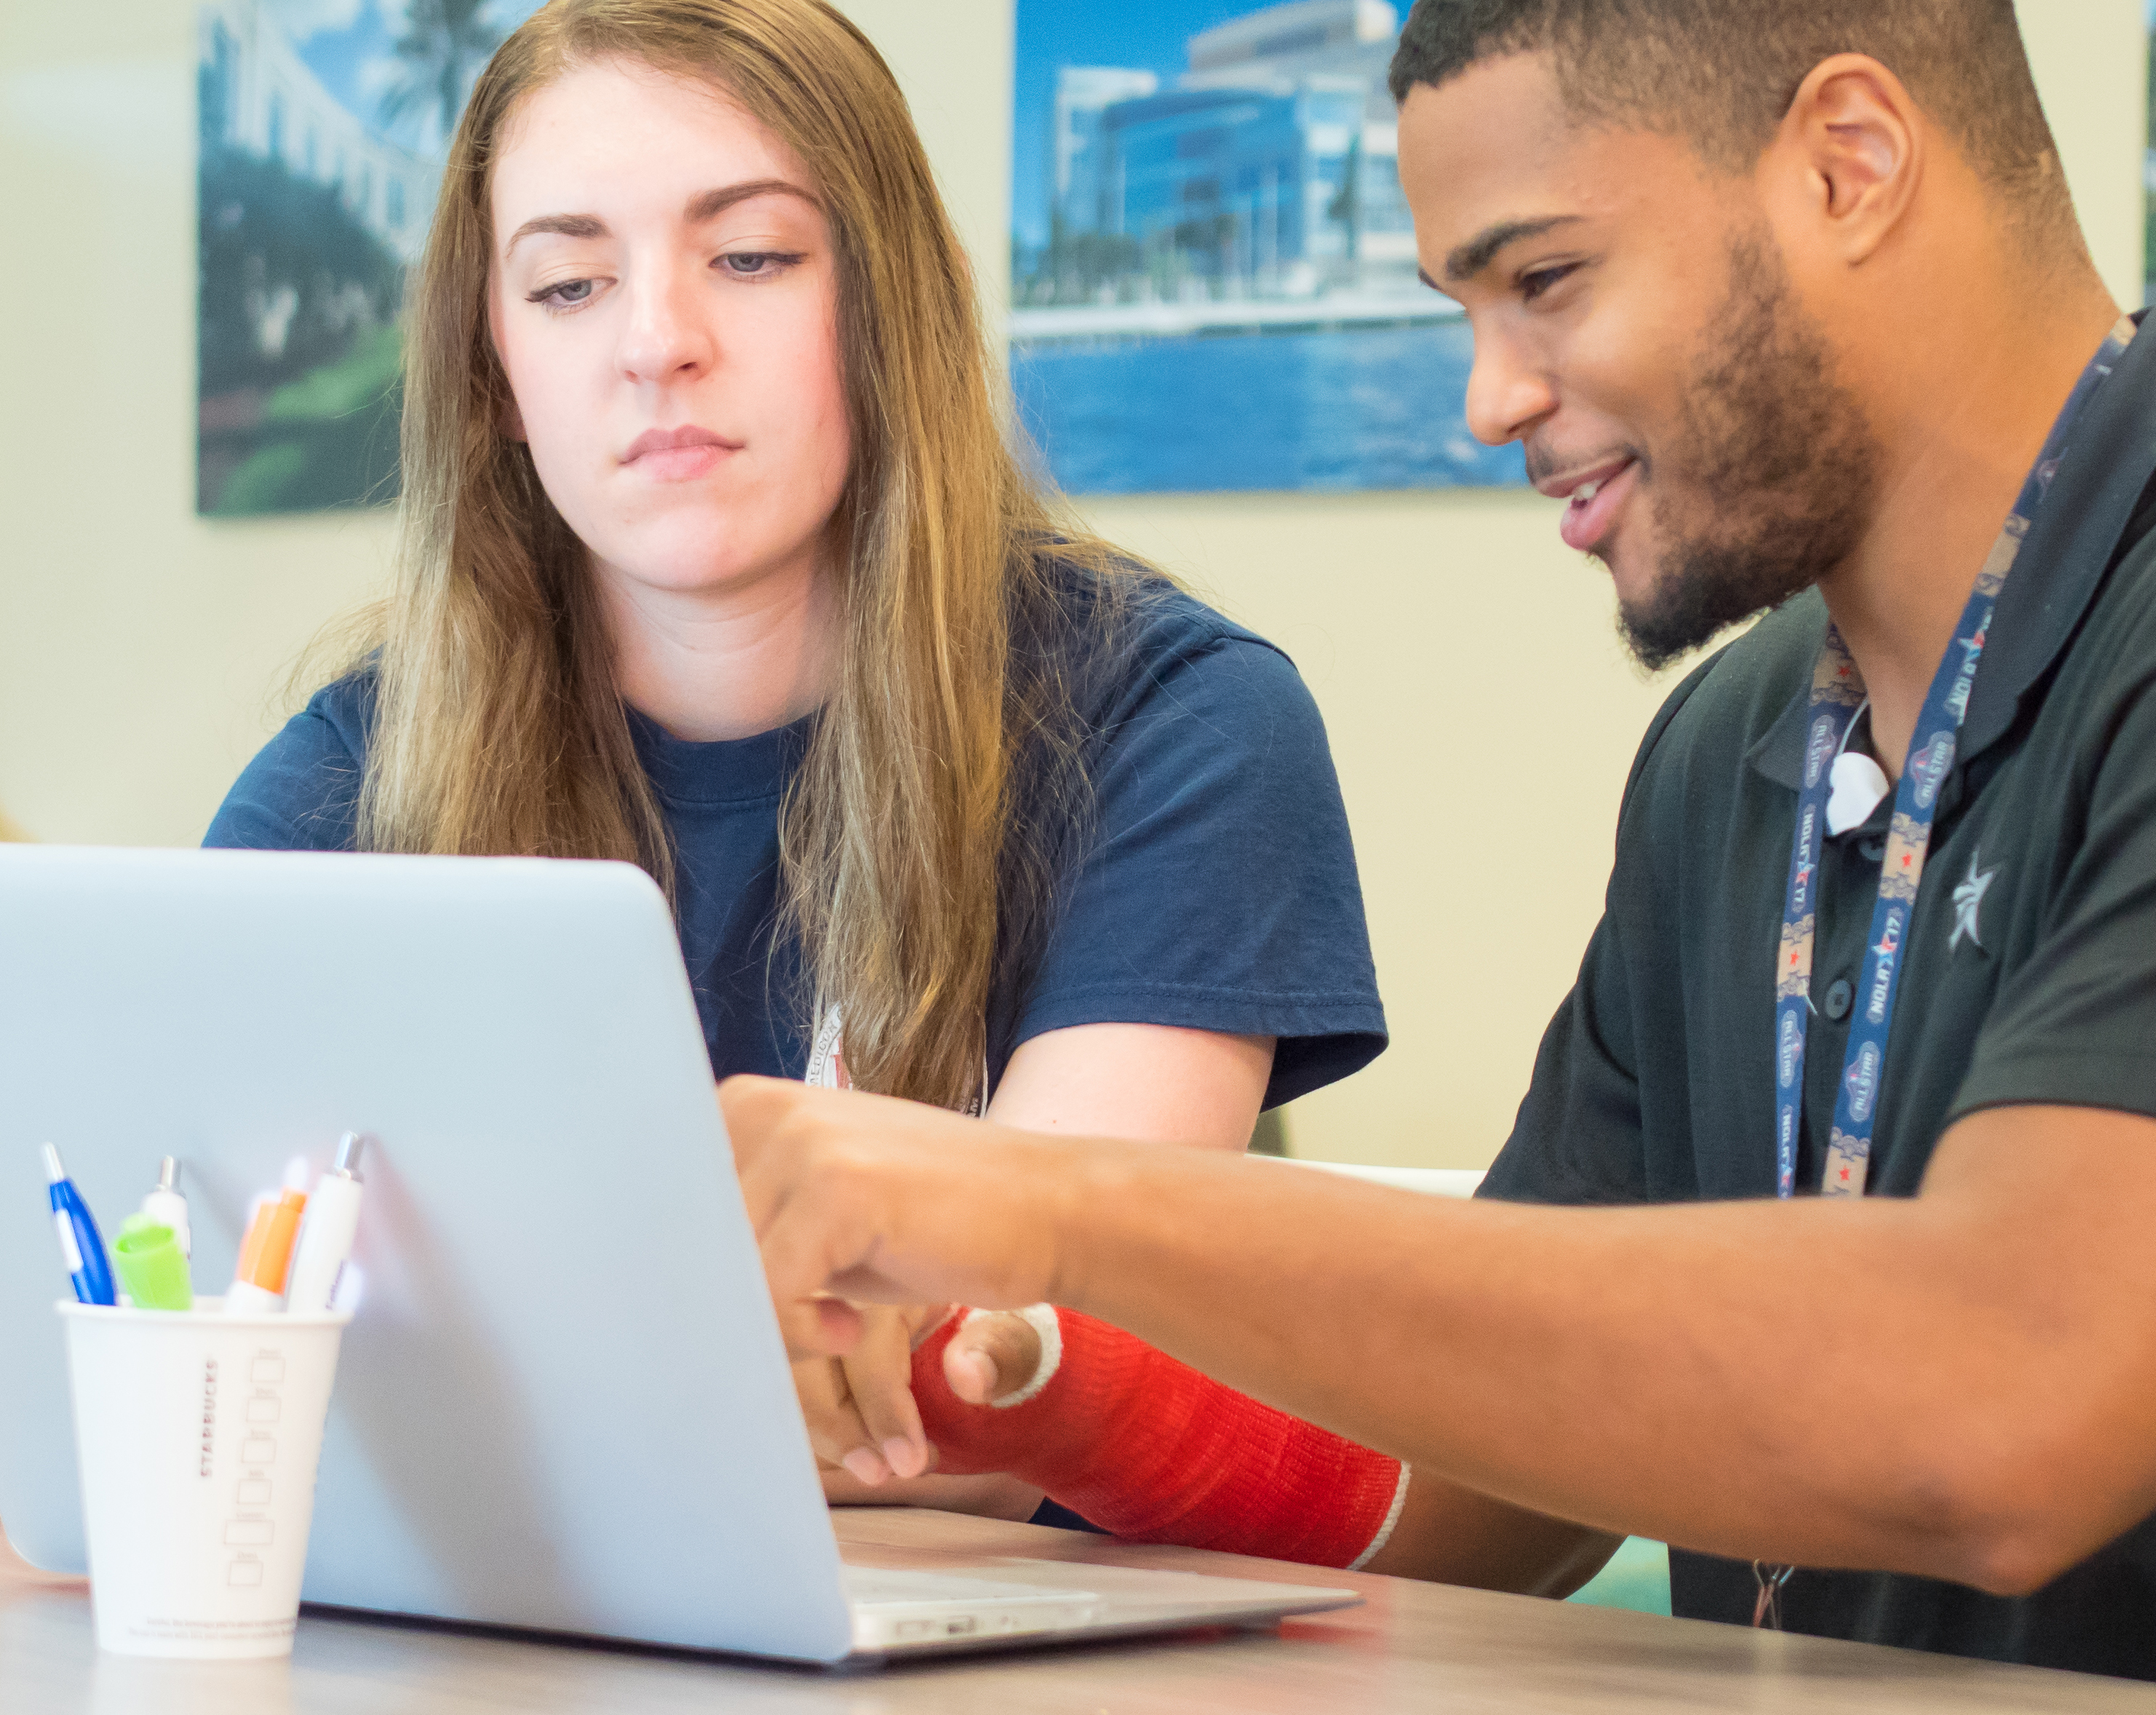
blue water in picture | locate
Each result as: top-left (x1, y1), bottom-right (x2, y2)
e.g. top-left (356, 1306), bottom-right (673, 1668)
top-left (1010, 319), bottom-right (1526, 495)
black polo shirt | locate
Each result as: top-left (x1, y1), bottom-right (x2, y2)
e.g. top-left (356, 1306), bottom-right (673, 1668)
top-left (1481, 319), bottom-right (2156, 1679)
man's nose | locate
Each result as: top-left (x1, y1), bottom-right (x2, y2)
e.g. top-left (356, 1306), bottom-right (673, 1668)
top-left (1461, 322), bottom-right (1557, 448)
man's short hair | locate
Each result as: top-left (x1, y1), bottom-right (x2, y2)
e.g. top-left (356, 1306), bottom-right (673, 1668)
top-left (1389, 0), bottom-right (2065, 216)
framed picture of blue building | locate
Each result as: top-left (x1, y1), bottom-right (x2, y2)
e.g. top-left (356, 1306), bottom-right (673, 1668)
top-left (1011, 0), bottom-right (1527, 495)
top-left (196, 0), bottom-right (541, 516)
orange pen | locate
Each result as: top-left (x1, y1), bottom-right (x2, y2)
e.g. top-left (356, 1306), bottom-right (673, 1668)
top-left (223, 1189), bottom-right (307, 1315)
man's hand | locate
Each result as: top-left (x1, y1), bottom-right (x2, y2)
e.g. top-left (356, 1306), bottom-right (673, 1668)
top-left (792, 1302), bottom-right (944, 1484)
top-left (805, 1305), bottom-right (1049, 1478)
top-left (805, 1305), bottom-right (1053, 1518)
top-left (792, 1300), bottom-right (1049, 1484)
top-left (721, 1076), bottom-right (1070, 1361)
top-left (814, 1313), bottom-right (1054, 1519)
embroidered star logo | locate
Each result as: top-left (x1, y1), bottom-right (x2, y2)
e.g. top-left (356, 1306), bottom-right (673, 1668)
top-left (1950, 851), bottom-right (1998, 952)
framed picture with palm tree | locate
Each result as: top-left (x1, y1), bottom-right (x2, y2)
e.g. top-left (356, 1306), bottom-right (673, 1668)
top-left (196, 0), bottom-right (538, 516)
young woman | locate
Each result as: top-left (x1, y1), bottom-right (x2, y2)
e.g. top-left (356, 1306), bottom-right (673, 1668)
top-left (206, 0), bottom-right (1385, 1521)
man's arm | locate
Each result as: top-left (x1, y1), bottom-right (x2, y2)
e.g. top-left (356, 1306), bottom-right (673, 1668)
top-left (799, 1022), bottom-right (1273, 1510)
top-left (731, 1078), bottom-right (2156, 1596)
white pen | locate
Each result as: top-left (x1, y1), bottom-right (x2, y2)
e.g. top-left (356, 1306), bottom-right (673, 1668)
top-left (139, 1155), bottom-right (191, 1259)
top-left (285, 1133), bottom-right (367, 1315)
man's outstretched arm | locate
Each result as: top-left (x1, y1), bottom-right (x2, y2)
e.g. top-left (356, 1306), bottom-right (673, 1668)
top-left (725, 1077), bottom-right (2156, 1597)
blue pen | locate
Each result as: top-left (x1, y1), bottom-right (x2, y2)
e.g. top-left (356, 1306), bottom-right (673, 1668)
top-left (42, 1144), bottom-right (115, 1307)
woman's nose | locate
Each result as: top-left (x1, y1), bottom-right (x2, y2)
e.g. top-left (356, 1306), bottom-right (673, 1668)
top-left (617, 268), bottom-right (715, 386)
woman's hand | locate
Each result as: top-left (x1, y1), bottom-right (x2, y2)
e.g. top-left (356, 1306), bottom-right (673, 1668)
top-left (936, 1307), bottom-right (1048, 1404)
top-left (819, 1468), bottom-right (1049, 1519)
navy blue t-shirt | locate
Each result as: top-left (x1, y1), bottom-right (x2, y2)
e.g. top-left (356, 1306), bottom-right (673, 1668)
top-left (206, 585), bottom-right (1386, 1110)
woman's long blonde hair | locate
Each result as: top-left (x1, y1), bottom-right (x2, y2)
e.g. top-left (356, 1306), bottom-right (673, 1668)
top-left (358, 0), bottom-right (1134, 1108)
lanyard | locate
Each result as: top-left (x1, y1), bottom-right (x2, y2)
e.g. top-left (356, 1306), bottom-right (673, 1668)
top-left (1772, 317), bottom-right (2136, 1203)
top-left (805, 1007), bottom-right (988, 1116)
top-left (1751, 314), bottom-right (2136, 1632)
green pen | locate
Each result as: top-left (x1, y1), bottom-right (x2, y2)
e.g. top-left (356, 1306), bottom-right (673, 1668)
top-left (114, 1217), bottom-right (194, 1312)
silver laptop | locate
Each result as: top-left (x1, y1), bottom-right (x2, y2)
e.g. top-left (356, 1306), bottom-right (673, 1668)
top-left (0, 845), bottom-right (1356, 1663)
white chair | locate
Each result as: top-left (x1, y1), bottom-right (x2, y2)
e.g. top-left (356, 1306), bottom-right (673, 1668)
top-left (1272, 1158), bottom-right (1484, 1199)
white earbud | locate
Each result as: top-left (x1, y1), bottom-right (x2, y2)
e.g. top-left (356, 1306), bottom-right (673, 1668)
top-left (1824, 696), bottom-right (1891, 835)
top-left (1826, 752), bottom-right (1890, 835)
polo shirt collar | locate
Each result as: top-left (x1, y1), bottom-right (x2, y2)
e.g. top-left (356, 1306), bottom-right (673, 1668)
top-left (1750, 308), bottom-right (2156, 793)
top-left (1746, 597), bottom-right (1826, 792)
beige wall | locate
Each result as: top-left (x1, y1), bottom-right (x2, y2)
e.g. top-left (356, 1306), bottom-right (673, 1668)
top-left (0, 0), bottom-right (2142, 1166)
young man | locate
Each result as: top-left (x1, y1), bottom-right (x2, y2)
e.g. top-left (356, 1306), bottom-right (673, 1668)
top-left (723, 0), bottom-right (2156, 1679)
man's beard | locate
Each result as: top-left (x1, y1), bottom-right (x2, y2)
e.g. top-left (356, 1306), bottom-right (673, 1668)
top-left (1613, 231), bottom-right (1881, 672)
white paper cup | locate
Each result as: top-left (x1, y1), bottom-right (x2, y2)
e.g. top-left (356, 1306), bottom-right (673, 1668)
top-left (57, 1298), bottom-right (351, 1658)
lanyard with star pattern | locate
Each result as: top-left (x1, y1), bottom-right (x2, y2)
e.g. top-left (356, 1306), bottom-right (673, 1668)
top-left (1750, 314), bottom-right (2136, 1635)
top-left (1771, 317), bottom-right (2136, 1203)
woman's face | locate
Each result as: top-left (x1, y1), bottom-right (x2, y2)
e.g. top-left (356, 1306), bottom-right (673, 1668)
top-left (488, 58), bottom-right (851, 600)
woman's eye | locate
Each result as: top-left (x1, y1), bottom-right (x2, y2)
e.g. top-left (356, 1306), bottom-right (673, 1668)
top-left (530, 278), bottom-right (596, 309)
top-left (716, 251), bottom-right (800, 279)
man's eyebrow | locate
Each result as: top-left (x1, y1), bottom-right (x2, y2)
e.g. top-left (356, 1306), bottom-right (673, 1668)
top-left (1444, 215), bottom-right (1583, 283)
top-left (504, 180), bottom-right (816, 257)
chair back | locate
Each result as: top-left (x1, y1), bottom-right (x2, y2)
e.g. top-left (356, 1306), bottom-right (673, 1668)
top-left (1274, 1159), bottom-right (1484, 1199)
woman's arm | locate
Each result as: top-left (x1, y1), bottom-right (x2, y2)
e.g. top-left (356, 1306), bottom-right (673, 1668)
top-left (806, 1022), bottom-right (1273, 1513)
top-left (808, 604), bottom-right (1373, 1510)
top-left (989, 1022), bottom-right (1276, 1149)
top-left (203, 688), bottom-right (370, 853)
top-left (916, 1302), bottom-right (1621, 1588)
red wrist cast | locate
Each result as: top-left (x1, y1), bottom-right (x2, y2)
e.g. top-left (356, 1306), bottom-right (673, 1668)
top-left (912, 1308), bottom-right (1407, 1571)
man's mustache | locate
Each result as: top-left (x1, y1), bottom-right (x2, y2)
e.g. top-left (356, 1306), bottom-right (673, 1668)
top-left (1523, 438), bottom-right (1644, 489)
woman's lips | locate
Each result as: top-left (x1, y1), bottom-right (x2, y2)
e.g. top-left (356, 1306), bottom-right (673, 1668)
top-left (1559, 458), bottom-right (1639, 554)
top-left (620, 426), bottom-right (743, 482)
top-left (632, 443), bottom-right (733, 481)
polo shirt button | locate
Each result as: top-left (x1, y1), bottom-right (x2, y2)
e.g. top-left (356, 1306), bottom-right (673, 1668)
top-left (1823, 978), bottom-right (1854, 1021)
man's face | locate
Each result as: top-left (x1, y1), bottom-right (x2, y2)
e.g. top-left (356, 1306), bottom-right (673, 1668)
top-left (1397, 55), bottom-right (1879, 668)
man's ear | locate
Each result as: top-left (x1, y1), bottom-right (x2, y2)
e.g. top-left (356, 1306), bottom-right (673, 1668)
top-left (1773, 52), bottom-right (1924, 267)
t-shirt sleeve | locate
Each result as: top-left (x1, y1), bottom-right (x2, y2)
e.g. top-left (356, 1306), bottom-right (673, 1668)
top-left (201, 693), bottom-right (366, 853)
top-left (1011, 633), bottom-right (1385, 1110)
top-left (1949, 673), bottom-right (2156, 1124)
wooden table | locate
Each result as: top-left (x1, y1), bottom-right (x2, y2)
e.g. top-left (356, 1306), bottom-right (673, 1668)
top-left (7, 1509), bottom-right (2151, 1712)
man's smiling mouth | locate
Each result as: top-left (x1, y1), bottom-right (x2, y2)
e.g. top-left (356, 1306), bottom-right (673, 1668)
top-left (1545, 455), bottom-right (1640, 554)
